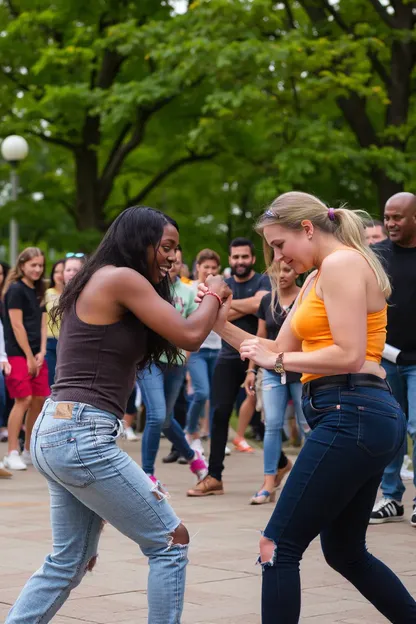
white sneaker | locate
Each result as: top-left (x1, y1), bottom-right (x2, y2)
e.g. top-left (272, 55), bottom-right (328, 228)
top-left (225, 445), bottom-right (231, 456)
top-left (124, 426), bottom-right (139, 441)
top-left (4, 450), bottom-right (27, 471)
top-left (22, 449), bottom-right (33, 465)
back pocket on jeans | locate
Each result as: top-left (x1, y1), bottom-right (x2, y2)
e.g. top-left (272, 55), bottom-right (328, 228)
top-left (356, 405), bottom-right (400, 458)
top-left (40, 437), bottom-right (96, 488)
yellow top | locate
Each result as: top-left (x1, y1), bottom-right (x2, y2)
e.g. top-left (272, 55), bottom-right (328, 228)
top-left (45, 288), bottom-right (61, 339)
top-left (290, 271), bottom-right (387, 384)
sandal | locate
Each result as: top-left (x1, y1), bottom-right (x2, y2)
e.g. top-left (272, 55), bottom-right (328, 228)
top-left (250, 489), bottom-right (276, 505)
top-left (233, 436), bottom-right (254, 453)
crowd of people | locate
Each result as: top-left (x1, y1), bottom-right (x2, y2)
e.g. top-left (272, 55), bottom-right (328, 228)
top-left (1, 190), bottom-right (416, 623)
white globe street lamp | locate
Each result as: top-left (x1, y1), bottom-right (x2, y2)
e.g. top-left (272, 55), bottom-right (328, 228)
top-left (1, 135), bottom-right (29, 265)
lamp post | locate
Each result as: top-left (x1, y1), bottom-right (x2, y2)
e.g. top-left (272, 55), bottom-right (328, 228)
top-left (1, 135), bottom-right (29, 266)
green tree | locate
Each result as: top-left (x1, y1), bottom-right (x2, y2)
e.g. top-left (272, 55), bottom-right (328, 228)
top-left (0, 0), bottom-right (216, 233)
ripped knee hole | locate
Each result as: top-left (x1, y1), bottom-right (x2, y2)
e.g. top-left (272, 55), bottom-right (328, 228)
top-left (259, 536), bottom-right (276, 564)
top-left (170, 523), bottom-right (190, 547)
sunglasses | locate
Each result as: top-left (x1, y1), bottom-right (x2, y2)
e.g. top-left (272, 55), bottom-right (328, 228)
top-left (65, 253), bottom-right (85, 258)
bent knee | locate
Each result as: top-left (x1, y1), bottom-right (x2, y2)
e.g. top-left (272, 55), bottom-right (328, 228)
top-left (16, 396), bottom-right (32, 410)
top-left (170, 523), bottom-right (190, 546)
top-left (259, 536), bottom-right (276, 565)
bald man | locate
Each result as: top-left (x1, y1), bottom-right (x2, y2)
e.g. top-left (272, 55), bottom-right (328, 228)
top-left (370, 192), bottom-right (416, 526)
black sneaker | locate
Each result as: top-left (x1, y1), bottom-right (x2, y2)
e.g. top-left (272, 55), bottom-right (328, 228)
top-left (162, 450), bottom-right (180, 464)
top-left (411, 505), bottom-right (416, 527)
top-left (369, 497), bottom-right (404, 524)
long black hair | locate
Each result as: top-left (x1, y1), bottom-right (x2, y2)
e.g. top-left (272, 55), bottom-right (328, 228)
top-left (49, 259), bottom-right (65, 289)
top-left (52, 206), bottom-right (181, 368)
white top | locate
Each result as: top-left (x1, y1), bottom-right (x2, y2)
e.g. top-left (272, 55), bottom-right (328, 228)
top-left (191, 281), bottom-right (222, 351)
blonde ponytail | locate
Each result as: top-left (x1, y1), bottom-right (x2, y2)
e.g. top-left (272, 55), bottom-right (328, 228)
top-left (256, 192), bottom-right (391, 299)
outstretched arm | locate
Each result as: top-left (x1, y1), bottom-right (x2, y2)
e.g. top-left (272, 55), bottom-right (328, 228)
top-left (114, 269), bottom-right (230, 351)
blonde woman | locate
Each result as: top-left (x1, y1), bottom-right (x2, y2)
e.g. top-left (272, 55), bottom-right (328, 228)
top-left (3, 248), bottom-right (49, 471)
top-left (197, 192), bottom-right (416, 623)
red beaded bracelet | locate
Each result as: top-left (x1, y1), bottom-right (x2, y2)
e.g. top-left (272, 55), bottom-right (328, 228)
top-left (205, 290), bottom-right (223, 307)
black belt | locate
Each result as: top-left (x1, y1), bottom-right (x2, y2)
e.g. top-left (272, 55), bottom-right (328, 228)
top-left (302, 373), bottom-right (390, 398)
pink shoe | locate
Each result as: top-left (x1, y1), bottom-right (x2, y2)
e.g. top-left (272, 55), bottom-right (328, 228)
top-left (148, 474), bottom-right (158, 485)
top-left (189, 450), bottom-right (208, 481)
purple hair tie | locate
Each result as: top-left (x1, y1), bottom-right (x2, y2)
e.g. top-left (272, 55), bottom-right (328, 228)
top-left (328, 208), bottom-right (335, 221)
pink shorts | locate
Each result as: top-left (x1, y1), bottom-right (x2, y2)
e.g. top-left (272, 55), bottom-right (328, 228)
top-left (6, 356), bottom-right (51, 399)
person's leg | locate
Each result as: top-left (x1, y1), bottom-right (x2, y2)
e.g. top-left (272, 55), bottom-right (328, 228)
top-left (24, 396), bottom-right (46, 454)
top-left (234, 392), bottom-right (255, 450)
top-left (6, 479), bottom-right (104, 624)
top-left (206, 349), bottom-right (220, 435)
top-left (260, 385), bottom-right (408, 623)
top-left (186, 351), bottom-right (210, 437)
top-left (164, 376), bottom-right (188, 460)
top-left (379, 359), bottom-right (407, 504)
top-left (45, 337), bottom-right (57, 389)
top-left (401, 365), bottom-right (416, 504)
top-left (138, 364), bottom-right (166, 476)
top-left (13, 400), bottom-right (188, 624)
top-left (320, 473), bottom-right (416, 622)
top-left (0, 372), bottom-right (7, 433)
top-left (161, 365), bottom-right (194, 462)
top-left (199, 358), bottom-right (246, 484)
top-left (24, 360), bottom-right (50, 455)
top-left (7, 396), bottom-right (32, 454)
top-left (289, 382), bottom-right (311, 440)
top-left (256, 370), bottom-right (288, 497)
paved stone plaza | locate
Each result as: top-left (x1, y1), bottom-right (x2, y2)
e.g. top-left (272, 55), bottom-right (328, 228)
top-left (1, 438), bottom-right (416, 623)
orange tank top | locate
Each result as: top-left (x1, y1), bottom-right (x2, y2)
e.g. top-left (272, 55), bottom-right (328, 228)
top-left (290, 269), bottom-right (387, 384)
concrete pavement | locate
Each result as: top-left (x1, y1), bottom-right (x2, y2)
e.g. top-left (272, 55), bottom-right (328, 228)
top-left (1, 438), bottom-right (415, 623)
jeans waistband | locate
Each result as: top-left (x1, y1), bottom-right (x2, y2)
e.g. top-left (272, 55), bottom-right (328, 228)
top-left (302, 374), bottom-right (391, 398)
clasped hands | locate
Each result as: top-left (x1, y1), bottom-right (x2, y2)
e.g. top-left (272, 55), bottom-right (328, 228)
top-left (196, 279), bottom-right (277, 367)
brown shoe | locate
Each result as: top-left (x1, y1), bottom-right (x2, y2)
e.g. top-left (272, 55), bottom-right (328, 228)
top-left (274, 458), bottom-right (293, 488)
top-left (0, 463), bottom-right (12, 479)
top-left (187, 475), bottom-right (224, 497)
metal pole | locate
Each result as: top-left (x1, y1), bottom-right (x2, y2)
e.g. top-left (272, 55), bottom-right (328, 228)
top-left (9, 166), bottom-right (18, 267)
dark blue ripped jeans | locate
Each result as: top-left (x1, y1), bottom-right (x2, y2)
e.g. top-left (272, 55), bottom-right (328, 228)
top-left (261, 382), bottom-right (416, 624)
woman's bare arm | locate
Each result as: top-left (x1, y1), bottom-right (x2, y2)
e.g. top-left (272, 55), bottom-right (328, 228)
top-left (113, 269), bottom-right (223, 351)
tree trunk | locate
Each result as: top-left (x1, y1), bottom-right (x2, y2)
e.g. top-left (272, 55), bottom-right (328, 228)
top-left (74, 147), bottom-right (105, 231)
top-left (372, 170), bottom-right (403, 218)
top-left (74, 114), bottom-right (106, 231)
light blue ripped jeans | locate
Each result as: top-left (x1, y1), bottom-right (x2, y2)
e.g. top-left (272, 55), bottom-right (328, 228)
top-left (6, 399), bottom-right (187, 624)
top-left (262, 369), bottom-right (310, 475)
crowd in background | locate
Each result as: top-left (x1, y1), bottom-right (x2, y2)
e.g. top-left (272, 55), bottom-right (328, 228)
top-left (1, 199), bottom-right (416, 527)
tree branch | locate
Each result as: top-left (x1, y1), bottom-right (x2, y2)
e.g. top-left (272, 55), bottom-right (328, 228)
top-left (283, 0), bottom-right (296, 29)
top-left (367, 0), bottom-right (395, 28)
top-left (127, 152), bottom-right (217, 207)
top-left (336, 92), bottom-right (379, 148)
top-left (4, 0), bottom-right (19, 18)
top-left (25, 129), bottom-right (78, 150)
top-left (99, 93), bottom-right (178, 206)
top-left (100, 122), bottom-right (132, 181)
top-left (322, 0), bottom-right (349, 31)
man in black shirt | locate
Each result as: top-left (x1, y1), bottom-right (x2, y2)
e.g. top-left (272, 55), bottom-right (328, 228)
top-left (187, 237), bottom-right (270, 496)
top-left (369, 192), bottom-right (416, 525)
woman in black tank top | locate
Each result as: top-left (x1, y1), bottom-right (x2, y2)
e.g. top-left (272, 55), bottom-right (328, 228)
top-left (6, 207), bottom-right (231, 624)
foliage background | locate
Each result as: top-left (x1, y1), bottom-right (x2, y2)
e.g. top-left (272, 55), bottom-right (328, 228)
top-left (0, 0), bottom-right (414, 270)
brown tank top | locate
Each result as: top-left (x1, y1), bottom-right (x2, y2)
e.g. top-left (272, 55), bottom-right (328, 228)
top-left (52, 303), bottom-right (147, 418)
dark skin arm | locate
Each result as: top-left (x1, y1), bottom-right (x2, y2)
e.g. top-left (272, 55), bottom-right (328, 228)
top-left (75, 267), bottom-right (231, 352)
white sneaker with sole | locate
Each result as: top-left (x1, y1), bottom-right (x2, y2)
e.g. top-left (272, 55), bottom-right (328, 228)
top-left (125, 426), bottom-right (139, 441)
top-left (225, 445), bottom-right (231, 456)
top-left (22, 449), bottom-right (33, 465)
top-left (4, 450), bottom-right (27, 471)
